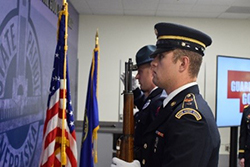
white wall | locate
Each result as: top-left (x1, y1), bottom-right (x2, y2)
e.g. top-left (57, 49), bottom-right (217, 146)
top-left (77, 15), bottom-right (250, 154)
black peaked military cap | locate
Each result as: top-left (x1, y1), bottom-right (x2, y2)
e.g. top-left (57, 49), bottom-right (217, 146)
top-left (133, 45), bottom-right (156, 70)
top-left (151, 22), bottom-right (212, 57)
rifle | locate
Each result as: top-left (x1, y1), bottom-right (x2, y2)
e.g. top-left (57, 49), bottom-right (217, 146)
top-left (116, 58), bottom-right (135, 162)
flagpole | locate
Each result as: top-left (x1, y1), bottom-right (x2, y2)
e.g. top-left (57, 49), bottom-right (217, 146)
top-left (91, 29), bottom-right (99, 164)
top-left (61, 1), bottom-right (68, 166)
top-left (95, 29), bottom-right (99, 95)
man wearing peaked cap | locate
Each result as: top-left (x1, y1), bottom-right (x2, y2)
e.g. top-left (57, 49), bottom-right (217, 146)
top-left (112, 23), bottom-right (221, 167)
top-left (132, 45), bottom-right (166, 164)
top-left (151, 22), bottom-right (212, 57)
top-left (142, 22), bottom-right (220, 167)
top-left (113, 45), bottom-right (167, 167)
top-left (133, 45), bottom-right (155, 70)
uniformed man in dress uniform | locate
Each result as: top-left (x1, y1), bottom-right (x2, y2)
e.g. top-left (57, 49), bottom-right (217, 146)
top-left (120, 45), bottom-right (167, 163)
top-left (239, 105), bottom-right (250, 167)
top-left (112, 23), bottom-right (220, 167)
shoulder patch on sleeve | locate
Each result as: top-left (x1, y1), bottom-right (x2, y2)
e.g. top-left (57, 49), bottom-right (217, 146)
top-left (244, 105), bottom-right (249, 109)
top-left (182, 93), bottom-right (198, 110)
top-left (175, 108), bottom-right (202, 121)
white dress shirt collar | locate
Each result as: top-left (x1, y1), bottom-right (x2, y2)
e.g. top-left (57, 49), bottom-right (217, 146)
top-left (163, 82), bottom-right (197, 108)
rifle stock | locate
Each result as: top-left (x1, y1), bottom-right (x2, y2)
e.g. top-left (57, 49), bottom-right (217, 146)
top-left (116, 58), bottom-right (134, 162)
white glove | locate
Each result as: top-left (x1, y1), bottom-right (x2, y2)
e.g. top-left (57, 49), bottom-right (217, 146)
top-left (111, 157), bottom-right (141, 167)
top-left (120, 72), bottom-right (139, 90)
top-left (131, 74), bottom-right (139, 90)
top-left (120, 73), bottom-right (126, 85)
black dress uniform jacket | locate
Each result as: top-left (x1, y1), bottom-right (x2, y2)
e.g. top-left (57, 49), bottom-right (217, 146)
top-left (140, 85), bottom-right (220, 167)
top-left (239, 105), bottom-right (250, 167)
top-left (133, 87), bottom-right (166, 163)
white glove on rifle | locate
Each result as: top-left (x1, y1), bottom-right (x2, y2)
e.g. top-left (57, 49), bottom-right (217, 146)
top-left (111, 157), bottom-right (141, 167)
top-left (120, 72), bottom-right (139, 90)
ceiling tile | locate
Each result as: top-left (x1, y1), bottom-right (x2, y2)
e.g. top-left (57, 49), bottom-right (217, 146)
top-left (87, 0), bottom-right (123, 10)
top-left (218, 13), bottom-right (250, 19)
top-left (159, 0), bottom-right (197, 4)
top-left (225, 6), bottom-right (250, 14)
top-left (156, 10), bottom-right (190, 17)
top-left (157, 3), bottom-right (194, 11)
top-left (69, 0), bottom-right (88, 7)
top-left (192, 4), bottom-right (230, 13)
top-left (156, 10), bottom-right (221, 18)
top-left (69, 0), bottom-right (250, 19)
top-left (91, 8), bottom-right (124, 15)
top-left (122, 1), bottom-right (158, 10)
top-left (186, 12), bottom-right (221, 18)
top-left (124, 9), bottom-right (156, 16)
top-left (232, 0), bottom-right (250, 7)
top-left (197, 0), bottom-right (234, 5)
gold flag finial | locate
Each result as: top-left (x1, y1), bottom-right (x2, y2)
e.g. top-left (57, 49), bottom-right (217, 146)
top-left (95, 29), bottom-right (99, 46)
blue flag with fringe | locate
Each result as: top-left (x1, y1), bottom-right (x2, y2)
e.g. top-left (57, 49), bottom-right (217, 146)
top-left (80, 31), bottom-right (100, 167)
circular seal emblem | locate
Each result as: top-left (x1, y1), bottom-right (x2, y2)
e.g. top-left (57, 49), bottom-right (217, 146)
top-left (0, 1), bottom-right (43, 166)
top-left (82, 109), bottom-right (89, 142)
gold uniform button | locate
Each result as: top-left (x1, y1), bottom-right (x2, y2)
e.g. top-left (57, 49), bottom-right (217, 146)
top-left (142, 159), bottom-right (146, 164)
top-left (171, 101), bottom-right (176, 106)
top-left (143, 143), bottom-right (147, 149)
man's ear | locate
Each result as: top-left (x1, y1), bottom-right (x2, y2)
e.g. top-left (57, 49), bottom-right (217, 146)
top-left (179, 56), bottom-right (189, 72)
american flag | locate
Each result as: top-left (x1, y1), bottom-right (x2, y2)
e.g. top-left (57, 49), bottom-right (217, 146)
top-left (40, 4), bottom-right (77, 167)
